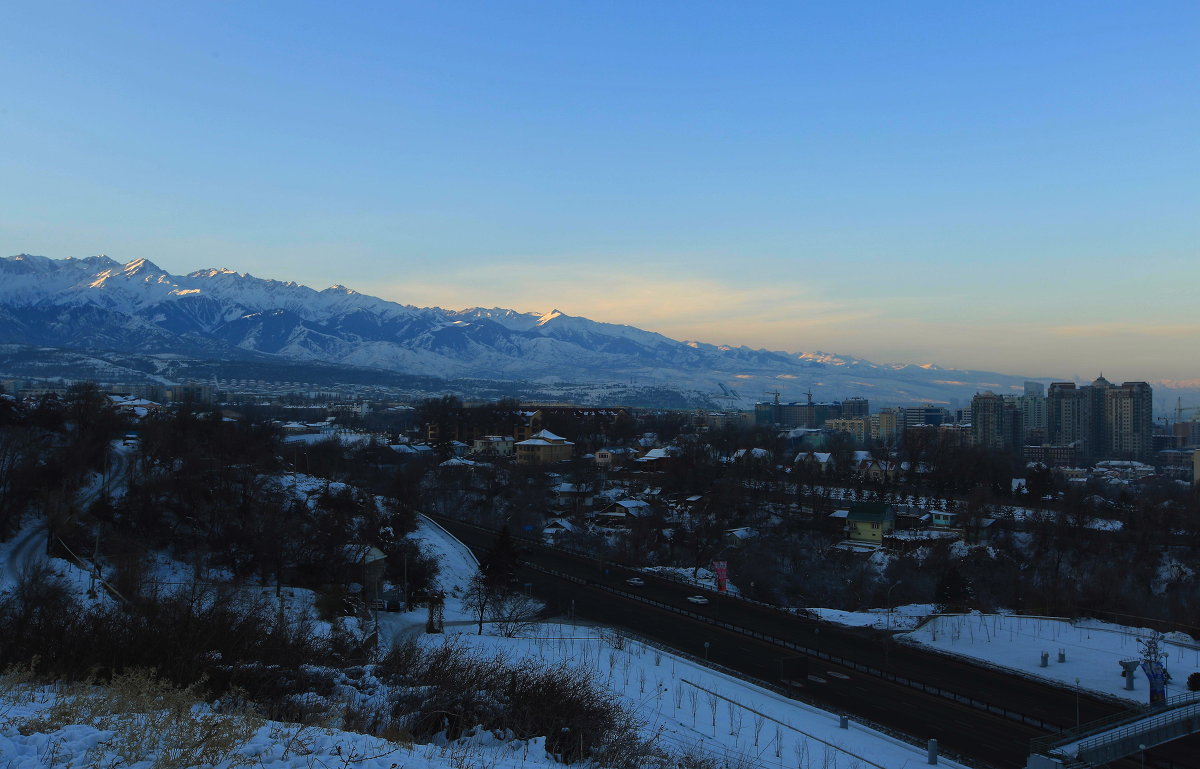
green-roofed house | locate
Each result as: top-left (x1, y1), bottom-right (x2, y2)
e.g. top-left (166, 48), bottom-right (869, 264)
top-left (845, 502), bottom-right (895, 544)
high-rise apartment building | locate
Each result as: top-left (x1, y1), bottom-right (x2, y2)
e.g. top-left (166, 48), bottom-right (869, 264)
top-left (841, 397), bottom-right (870, 419)
top-left (870, 409), bottom-right (899, 443)
top-left (971, 391), bottom-right (1022, 450)
top-left (1043, 377), bottom-right (1153, 462)
top-left (1106, 381), bottom-right (1153, 460)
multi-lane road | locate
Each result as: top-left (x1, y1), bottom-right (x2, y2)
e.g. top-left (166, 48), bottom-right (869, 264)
top-left (430, 514), bottom-right (1200, 769)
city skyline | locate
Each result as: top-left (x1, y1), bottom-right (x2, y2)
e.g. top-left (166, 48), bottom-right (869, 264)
top-left (2, 2), bottom-right (1197, 380)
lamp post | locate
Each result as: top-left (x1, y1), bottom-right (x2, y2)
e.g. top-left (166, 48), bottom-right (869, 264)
top-left (1075, 678), bottom-right (1081, 727)
top-left (886, 580), bottom-right (904, 632)
top-left (885, 581), bottom-right (903, 665)
top-left (703, 641), bottom-right (710, 661)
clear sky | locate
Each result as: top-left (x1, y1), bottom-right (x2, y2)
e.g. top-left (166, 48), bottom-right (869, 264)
top-left (2, 2), bottom-right (1197, 381)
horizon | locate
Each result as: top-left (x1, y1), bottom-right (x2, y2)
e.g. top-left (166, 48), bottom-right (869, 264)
top-left (4, 251), bottom-right (1191, 390)
top-left (2, 3), bottom-right (1196, 380)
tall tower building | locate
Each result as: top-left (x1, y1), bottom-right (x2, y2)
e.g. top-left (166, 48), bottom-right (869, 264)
top-left (1047, 382), bottom-right (1084, 447)
top-left (1106, 382), bottom-right (1154, 461)
top-left (971, 391), bottom-right (1021, 451)
top-left (1085, 375), bottom-right (1114, 458)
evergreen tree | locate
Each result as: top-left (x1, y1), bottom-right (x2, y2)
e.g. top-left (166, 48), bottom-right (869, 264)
top-left (479, 526), bottom-right (519, 590)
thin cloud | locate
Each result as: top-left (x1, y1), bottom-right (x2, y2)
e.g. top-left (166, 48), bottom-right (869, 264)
top-left (1049, 322), bottom-right (1200, 339)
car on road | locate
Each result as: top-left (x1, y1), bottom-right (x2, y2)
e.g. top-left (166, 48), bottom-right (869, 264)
top-left (686, 595), bottom-right (710, 605)
top-left (625, 577), bottom-right (645, 587)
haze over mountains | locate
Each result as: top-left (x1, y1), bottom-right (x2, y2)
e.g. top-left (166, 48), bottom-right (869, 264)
top-left (1, 254), bottom-right (1054, 405)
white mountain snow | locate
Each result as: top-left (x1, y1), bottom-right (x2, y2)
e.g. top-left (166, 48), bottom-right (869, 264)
top-left (0, 254), bottom-right (1043, 403)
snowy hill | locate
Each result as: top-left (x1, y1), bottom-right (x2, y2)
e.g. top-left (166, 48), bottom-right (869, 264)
top-left (0, 254), bottom-right (1043, 404)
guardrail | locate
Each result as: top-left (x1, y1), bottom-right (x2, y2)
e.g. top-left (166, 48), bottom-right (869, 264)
top-left (1030, 689), bottom-right (1200, 756)
top-left (519, 558), bottom-right (1057, 733)
top-left (1076, 701), bottom-right (1200, 765)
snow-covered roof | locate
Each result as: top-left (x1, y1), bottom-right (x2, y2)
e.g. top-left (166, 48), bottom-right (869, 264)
top-left (390, 443), bottom-right (433, 454)
top-left (439, 457), bottom-right (483, 467)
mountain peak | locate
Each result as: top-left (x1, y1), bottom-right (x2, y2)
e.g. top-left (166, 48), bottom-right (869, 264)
top-left (122, 257), bottom-right (168, 277)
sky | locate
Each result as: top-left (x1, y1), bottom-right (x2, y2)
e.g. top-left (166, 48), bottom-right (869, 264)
top-left (1, 2), bottom-right (1197, 381)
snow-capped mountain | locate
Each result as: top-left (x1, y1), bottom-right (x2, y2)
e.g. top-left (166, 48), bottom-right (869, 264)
top-left (0, 254), bottom-right (1043, 404)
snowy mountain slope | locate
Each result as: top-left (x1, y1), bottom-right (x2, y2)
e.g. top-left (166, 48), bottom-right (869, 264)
top-left (0, 254), bottom-right (1041, 403)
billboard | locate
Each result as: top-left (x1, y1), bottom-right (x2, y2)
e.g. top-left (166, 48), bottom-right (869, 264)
top-left (712, 560), bottom-right (728, 593)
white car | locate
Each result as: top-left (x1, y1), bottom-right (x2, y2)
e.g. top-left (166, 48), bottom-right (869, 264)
top-left (686, 595), bottom-right (710, 605)
top-left (625, 577), bottom-right (646, 587)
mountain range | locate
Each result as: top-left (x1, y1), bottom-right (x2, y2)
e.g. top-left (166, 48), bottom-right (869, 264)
top-left (0, 253), bottom-right (1049, 405)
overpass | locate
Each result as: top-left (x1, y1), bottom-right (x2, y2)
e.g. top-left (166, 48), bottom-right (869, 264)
top-left (1028, 692), bottom-right (1200, 768)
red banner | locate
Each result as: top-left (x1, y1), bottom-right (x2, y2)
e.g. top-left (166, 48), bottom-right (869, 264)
top-left (712, 560), bottom-right (728, 593)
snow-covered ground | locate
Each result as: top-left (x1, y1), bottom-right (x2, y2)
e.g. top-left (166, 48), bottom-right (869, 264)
top-left (638, 565), bottom-right (742, 596)
top-left (808, 604), bottom-right (936, 632)
top-left (900, 613), bottom-right (1200, 705)
top-left (0, 689), bottom-right (568, 769)
top-left (414, 623), bottom-right (964, 769)
top-left (370, 525), bottom-right (969, 769)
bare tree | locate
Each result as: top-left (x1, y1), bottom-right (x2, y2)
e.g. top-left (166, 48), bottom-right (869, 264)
top-left (487, 591), bottom-right (541, 638)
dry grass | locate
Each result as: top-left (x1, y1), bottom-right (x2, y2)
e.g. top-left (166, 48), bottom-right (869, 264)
top-left (10, 668), bottom-right (263, 769)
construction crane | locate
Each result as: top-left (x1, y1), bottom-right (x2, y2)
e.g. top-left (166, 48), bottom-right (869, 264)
top-left (764, 390), bottom-right (782, 405)
top-left (1175, 398), bottom-right (1200, 424)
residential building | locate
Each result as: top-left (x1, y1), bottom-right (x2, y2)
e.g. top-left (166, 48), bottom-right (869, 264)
top-left (472, 435), bottom-right (514, 457)
top-left (843, 502), bottom-right (896, 544)
top-left (971, 391), bottom-right (1022, 451)
top-left (841, 397), bottom-right (870, 419)
top-left (514, 429), bottom-right (574, 465)
top-left (1106, 381), bottom-right (1154, 461)
top-left (870, 409), bottom-right (899, 443)
top-left (1044, 377), bottom-right (1154, 463)
top-left (825, 418), bottom-right (867, 444)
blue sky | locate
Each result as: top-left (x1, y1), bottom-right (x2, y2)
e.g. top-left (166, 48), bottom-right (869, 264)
top-left (2, 2), bottom-right (1197, 380)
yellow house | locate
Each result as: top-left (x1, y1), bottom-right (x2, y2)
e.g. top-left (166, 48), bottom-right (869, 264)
top-left (845, 502), bottom-right (895, 544)
top-left (515, 429), bottom-right (574, 465)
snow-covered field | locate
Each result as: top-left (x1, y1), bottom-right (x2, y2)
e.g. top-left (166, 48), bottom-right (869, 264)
top-left (409, 623), bottom-right (964, 769)
top-left (901, 613), bottom-right (1200, 705)
top-left (808, 604), bottom-right (936, 632)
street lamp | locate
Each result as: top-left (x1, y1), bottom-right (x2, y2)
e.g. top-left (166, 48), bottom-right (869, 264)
top-left (703, 641), bottom-right (710, 661)
top-left (1075, 678), bottom-right (1081, 728)
top-left (886, 580), bottom-right (904, 632)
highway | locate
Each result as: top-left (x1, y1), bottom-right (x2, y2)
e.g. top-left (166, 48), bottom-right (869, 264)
top-left (430, 514), bottom-right (1200, 769)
